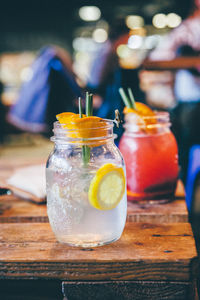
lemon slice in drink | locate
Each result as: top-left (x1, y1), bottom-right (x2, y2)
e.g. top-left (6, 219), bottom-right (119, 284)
top-left (88, 163), bottom-right (125, 210)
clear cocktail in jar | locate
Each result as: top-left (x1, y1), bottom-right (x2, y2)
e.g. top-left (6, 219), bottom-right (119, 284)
top-left (46, 97), bottom-right (127, 247)
top-left (118, 88), bottom-right (179, 202)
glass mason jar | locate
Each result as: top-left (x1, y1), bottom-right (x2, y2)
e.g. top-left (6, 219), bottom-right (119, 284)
top-left (119, 111), bottom-right (179, 203)
top-left (46, 119), bottom-right (127, 247)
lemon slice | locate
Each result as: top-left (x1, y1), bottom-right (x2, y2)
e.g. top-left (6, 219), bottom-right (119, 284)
top-left (88, 163), bottom-right (125, 210)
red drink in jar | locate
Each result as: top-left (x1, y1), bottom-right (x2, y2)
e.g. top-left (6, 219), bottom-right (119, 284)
top-left (119, 111), bottom-right (179, 202)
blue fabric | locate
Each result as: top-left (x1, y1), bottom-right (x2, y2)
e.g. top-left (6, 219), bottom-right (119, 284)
top-left (174, 70), bottom-right (200, 103)
top-left (186, 145), bottom-right (200, 212)
top-left (8, 46), bottom-right (82, 132)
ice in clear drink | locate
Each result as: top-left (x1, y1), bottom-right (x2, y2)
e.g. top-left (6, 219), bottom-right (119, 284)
top-left (46, 160), bottom-right (126, 247)
top-left (46, 114), bottom-right (127, 247)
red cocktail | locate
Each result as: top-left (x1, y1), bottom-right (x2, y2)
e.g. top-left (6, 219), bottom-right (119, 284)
top-left (119, 112), bottom-right (179, 202)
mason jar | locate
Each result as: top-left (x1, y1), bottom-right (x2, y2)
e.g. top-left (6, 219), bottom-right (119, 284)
top-left (119, 111), bottom-right (179, 203)
top-left (46, 119), bottom-right (127, 247)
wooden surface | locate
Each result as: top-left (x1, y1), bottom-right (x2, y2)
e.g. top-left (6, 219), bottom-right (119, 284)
top-left (0, 135), bottom-right (197, 300)
top-left (0, 194), bottom-right (188, 224)
top-left (0, 134), bottom-right (188, 224)
top-left (62, 280), bottom-right (197, 300)
top-left (0, 195), bottom-right (48, 223)
top-left (0, 222), bottom-right (197, 281)
top-left (0, 177), bottom-right (187, 224)
top-left (143, 56), bottom-right (200, 70)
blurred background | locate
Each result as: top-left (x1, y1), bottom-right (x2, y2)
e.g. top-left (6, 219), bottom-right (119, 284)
top-left (0, 0), bottom-right (191, 108)
top-left (0, 0), bottom-right (200, 188)
top-left (1, 3), bottom-right (200, 296)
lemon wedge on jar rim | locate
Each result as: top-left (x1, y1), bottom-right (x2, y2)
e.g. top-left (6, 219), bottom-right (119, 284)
top-left (88, 163), bottom-right (125, 210)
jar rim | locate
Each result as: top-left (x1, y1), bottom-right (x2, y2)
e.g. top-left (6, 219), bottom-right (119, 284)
top-left (51, 119), bottom-right (117, 145)
top-left (123, 111), bottom-right (171, 132)
top-left (54, 118), bottom-right (114, 131)
top-left (124, 111), bottom-right (169, 121)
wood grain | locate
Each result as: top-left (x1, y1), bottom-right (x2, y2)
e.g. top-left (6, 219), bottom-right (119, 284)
top-left (0, 138), bottom-right (188, 223)
top-left (0, 182), bottom-right (187, 224)
top-left (62, 280), bottom-right (196, 300)
top-left (0, 222), bottom-right (197, 281)
top-left (127, 199), bottom-right (188, 223)
top-left (0, 195), bottom-right (48, 223)
top-left (143, 57), bottom-right (200, 70)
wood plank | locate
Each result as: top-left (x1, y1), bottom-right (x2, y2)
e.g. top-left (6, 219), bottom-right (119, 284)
top-left (143, 57), bottom-right (200, 70)
top-left (127, 199), bottom-right (188, 223)
top-left (0, 136), bottom-right (188, 223)
top-left (0, 222), bottom-right (197, 281)
top-left (62, 280), bottom-right (197, 300)
top-left (0, 195), bottom-right (48, 223)
top-left (0, 181), bottom-right (187, 224)
top-left (0, 196), bottom-right (187, 224)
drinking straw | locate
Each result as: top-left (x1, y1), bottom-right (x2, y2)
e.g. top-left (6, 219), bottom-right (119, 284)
top-left (119, 87), bottom-right (136, 109)
top-left (127, 88), bottom-right (136, 109)
top-left (79, 96), bottom-right (90, 165)
top-left (86, 93), bottom-right (93, 116)
top-left (82, 92), bottom-right (93, 166)
top-left (78, 97), bottom-right (82, 118)
top-left (119, 88), bottom-right (132, 108)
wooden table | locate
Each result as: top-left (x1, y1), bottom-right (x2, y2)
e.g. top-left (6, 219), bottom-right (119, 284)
top-left (143, 56), bottom-right (200, 71)
top-left (0, 183), bottom-right (187, 224)
top-left (0, 137), bottom-right (198, 299)
top-left (0, 222), bottom-right (197, 300)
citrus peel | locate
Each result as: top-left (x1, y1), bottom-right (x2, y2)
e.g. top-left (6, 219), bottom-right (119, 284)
top-left (123, 102), bottom-right (157, 133)
top-left (56, 113), bottom-right (109, 146)
top-left (88, 163), bottom-right (125, 210)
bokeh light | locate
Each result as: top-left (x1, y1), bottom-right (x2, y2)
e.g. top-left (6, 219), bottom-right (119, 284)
top-left (92, 28), bottom-right (108, 43)
top-left (79, 6), bottom-right (101, 22)
top-left (152, 13), bottom-right (167, 29)
top-left (167, 13), bottom-right (182, 28)
top-left (144, 35), bottom-right (161, 49)
top-left (73, 37), bottom-right (97, 52)
top-left (116, 44), bottom-right (132, 58)
top-left (128, 35), bottom-right (143, 49)
top-left (125, 15), bottom-right (144, 29)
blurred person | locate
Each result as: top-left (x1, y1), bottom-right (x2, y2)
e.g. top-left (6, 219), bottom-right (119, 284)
top-left (86, 20), bottom-right (128, 117)
top-left (86, 19), bottom-right (145, 141)
top-left (7, 46), bottom-right (83, 136)
top-left (0, 81), bottom-right (6, 143)
top-left (148, 0), bottom-right (200, 184)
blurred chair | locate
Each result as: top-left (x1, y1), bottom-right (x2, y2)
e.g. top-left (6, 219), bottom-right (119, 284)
top-left (0, 81), bottom-right (6, 143)
top-left (185, 144), bottom-right (200, 257)
top-left (185, 145), bottom-right (200, 214)
top-left (7, 46), bottom-right (83, 135)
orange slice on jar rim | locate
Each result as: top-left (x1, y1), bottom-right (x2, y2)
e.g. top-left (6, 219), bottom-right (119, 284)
top-left (56, 113), bottom-right (108, 146)
top-left (123, 103), bottom-right (157, 133)
top-left (56, 112), bottom-right (76, 122)
top-left (73, 116), bottom-right (107, 136)
top-left (56, 112), bottom-right (75, 129)
top-left (56, 112), bottom-right (86, 127)
top-left (72, 116), bottom-right (108, 146)
top-left (123, 103), bottom-right (155, 116)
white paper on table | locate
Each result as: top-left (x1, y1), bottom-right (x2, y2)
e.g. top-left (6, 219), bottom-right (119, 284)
top-left (6, 164), bottom-right (46, 202)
